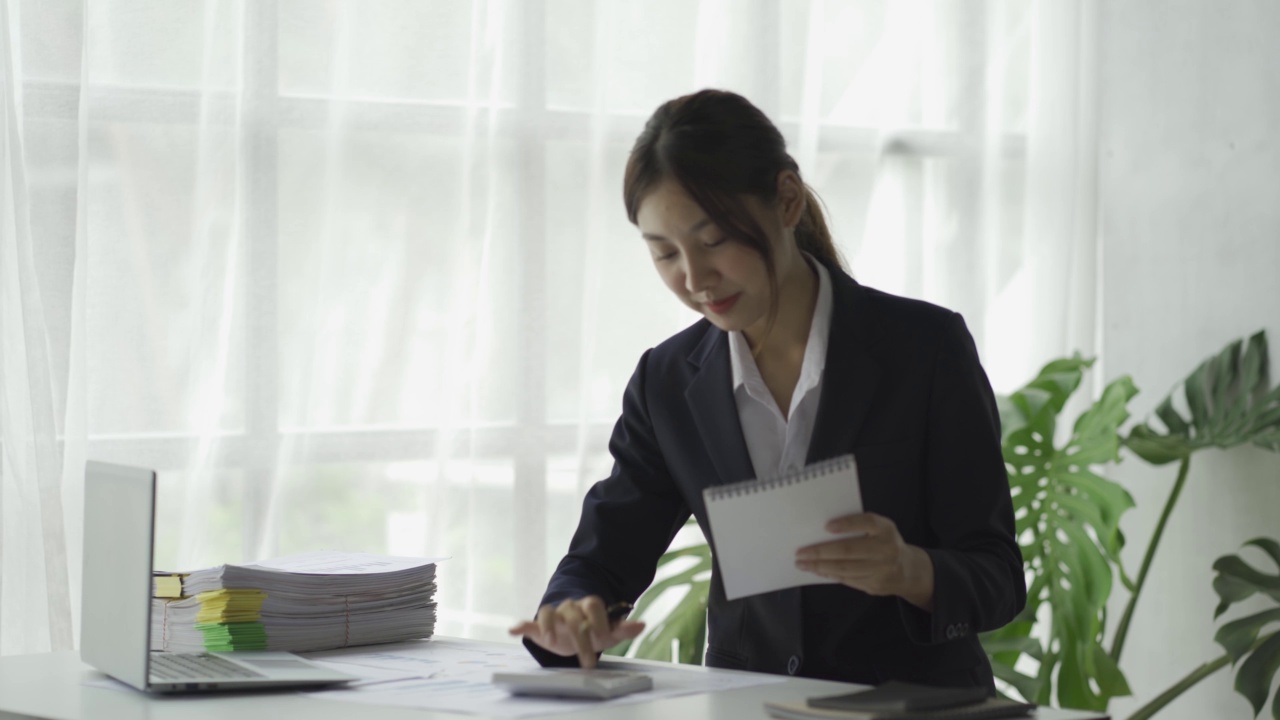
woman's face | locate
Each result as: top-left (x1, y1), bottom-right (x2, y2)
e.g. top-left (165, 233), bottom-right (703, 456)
top-left (636, 179), bottom-right (793, 336)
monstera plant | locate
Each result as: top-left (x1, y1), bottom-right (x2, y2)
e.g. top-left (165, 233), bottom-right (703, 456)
top-left (608, 535), bottom-right (711, 664)
top-left (608, 331), bottom-right (1280, 720)
top-left (982, 356), bottom-right (1136, 710)
top-left (1203, 539), bottom-right (1280, 720)
top-left (1114, 331), bottom-right (1280, 720)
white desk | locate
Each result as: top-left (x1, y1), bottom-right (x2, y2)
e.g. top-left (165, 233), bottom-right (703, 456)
top-left (0, 638), bottom-right (1109, 720)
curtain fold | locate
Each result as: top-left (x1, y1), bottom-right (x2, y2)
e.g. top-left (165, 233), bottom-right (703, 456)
top-left (1, 0), bottom-right (1098, 656)
top-left (1, 0), bottom-right (75, 654)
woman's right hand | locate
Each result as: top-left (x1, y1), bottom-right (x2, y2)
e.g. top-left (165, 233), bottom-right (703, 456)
top-left (508, 596), bottom-right (646, 669)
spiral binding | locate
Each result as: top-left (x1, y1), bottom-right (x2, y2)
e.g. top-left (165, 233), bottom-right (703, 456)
top-left (704, 454), bottom-right (856, 501)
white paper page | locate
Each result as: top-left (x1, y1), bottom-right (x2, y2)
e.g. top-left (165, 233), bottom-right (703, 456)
top-left (300, 661), bottom-right (423, 688)
top-left (248, 551), bottom-right (448, 574)
top-left (703, 455), bottom-right (863, 600)
top-left (301, 639), bottom-right (785, 718)
top-left (155, 551), bottom-right (449, 576)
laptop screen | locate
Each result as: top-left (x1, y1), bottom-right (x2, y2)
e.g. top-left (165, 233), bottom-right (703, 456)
top-left (81, 461), bottom-right (157, 690)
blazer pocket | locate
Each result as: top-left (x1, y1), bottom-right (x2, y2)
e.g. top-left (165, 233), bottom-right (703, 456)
top-left (853, 438), bottom-right (921, 470)
top-left (703, 646), bottom-right (750, 671)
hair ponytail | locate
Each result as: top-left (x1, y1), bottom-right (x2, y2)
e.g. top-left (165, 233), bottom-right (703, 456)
top-left (796, 184), bottom-right (846, 272)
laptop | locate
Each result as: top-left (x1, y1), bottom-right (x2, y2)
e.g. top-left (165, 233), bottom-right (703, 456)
top-left (81, 460), bottom-right (355, 692)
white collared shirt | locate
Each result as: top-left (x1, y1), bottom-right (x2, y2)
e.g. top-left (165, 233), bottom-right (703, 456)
top-left (728, 257), bottom-right (833, 479)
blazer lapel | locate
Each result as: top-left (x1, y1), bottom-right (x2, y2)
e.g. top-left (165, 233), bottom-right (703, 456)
top-left (806, 267), bottom-right (884, 464)
top-left (688, 323), bottom-right (803, 656)
top-left (685, 325), bottom-right (756, 487)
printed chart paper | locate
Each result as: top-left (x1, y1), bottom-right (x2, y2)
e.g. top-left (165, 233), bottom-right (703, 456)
top-left (301, 638), bottom-right (786, 717)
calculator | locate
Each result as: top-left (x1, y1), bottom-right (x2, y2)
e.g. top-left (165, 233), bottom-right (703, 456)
top-left (491, 669), bottom-right (654, 699)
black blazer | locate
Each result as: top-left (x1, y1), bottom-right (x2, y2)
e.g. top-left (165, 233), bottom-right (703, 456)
top-left (526, 262), bottom-right (1026, 690)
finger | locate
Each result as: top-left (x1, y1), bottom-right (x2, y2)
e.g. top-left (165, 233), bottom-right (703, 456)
top-left (555, 600), bottom-right (587, 642)
top-left (574, 619), bottom-right (595, 669)
top-left (508, 620), bottom-right (537, 636)
top-left (555, 602), bottom-right (593, 669)
top-left (610, 620), bottom-right (646, 643)
top-left (798, 558), bottom-right (883, 578)
top-left (824, 513), bottom-right (863, 527)
top-left (535, 605), bottom-right (558, 644)
top-left (831, 565), bottom-right (900, 596)
top-left (825, 512), bottom-right (884, 535)
top-left (579, 597), bottom-right (611, 648)
top-left (795, 536), bottom-right (874, 561)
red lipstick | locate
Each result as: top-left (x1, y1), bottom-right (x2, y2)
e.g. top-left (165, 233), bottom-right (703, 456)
top-left (705, 293), bottom-right (740, 315)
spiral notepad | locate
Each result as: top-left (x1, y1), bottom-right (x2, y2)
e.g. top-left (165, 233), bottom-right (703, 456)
top-left (703, 455), bottom-right (863, 601)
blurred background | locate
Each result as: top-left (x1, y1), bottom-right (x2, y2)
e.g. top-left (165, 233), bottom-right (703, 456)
top-left (2, 2), bottom-right (1277, 719)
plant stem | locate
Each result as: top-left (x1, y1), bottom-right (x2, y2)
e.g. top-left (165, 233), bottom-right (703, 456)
top-left (1124, 632), bottom-right (1275, 720)
top-left (1110, 456), bottom-right (1192, 665)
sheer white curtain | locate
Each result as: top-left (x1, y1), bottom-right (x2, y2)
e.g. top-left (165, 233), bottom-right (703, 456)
top-left (1, 0), bottom-right (1097, 656)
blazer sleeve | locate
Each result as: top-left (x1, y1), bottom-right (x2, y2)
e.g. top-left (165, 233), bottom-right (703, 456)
top-left (898, 312), bottom-right (1027, 644)
top-left (524, 349), bottom-right (692, 666)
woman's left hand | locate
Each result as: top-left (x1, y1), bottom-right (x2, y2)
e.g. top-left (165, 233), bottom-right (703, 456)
top-left (795, 512), bottom-right (935, 611)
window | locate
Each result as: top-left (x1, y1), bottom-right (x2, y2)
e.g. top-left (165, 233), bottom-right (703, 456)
top-left (20, 0), bottom-right (1029, 642)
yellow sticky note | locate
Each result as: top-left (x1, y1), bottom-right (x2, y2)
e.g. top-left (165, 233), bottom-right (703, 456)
top-left (153, 576), bottom-right (183, 598)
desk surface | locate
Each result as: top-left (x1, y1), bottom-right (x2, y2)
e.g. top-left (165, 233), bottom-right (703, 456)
top-left (0, 638), bottom-right (1109, 720)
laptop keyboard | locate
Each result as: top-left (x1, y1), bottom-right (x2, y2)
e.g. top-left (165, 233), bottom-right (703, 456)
top-left (150, 652), bottom-right (267, 681)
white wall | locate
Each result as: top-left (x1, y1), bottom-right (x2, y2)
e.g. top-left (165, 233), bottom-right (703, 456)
top-left (1098, 1), bottom-right (1280, 719)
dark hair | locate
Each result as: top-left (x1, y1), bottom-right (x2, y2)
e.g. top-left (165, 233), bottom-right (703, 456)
top-left (623, 90), bottom-right (846, 331)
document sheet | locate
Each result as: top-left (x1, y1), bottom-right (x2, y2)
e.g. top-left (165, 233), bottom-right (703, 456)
top-left (300, 637), bottom-right (786, 717)
top-left (702, 455), bottom-right (863, 600)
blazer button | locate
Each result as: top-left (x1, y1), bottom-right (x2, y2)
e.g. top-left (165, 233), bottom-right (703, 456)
top-left (787, 655), bottom-right (801, 675)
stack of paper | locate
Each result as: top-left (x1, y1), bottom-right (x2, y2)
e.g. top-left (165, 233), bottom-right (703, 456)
top-left (150, 551), bottom-right (440, 654)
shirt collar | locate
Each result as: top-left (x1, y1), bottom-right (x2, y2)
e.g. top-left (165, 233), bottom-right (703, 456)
top-left (729, 254), bottom-right (833, 392)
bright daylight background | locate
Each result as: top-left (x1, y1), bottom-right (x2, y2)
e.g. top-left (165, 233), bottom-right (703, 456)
top-left (4, 2), bottom-right (1277, 719)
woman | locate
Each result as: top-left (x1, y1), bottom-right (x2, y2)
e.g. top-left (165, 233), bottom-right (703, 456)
top-left (509, 89), bottom-right (1025, 691)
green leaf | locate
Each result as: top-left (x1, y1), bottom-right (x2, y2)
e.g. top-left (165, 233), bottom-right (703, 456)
top-left (1155, 396), bottom-right (1190, 436)
top-left (1216, 609), bottom-right (1280, 663)
top-left (630, 581), bottom-right (710, 664)
top-left (1035, 649), bottom-right (1059, 706)
top-left (989, 658), bottom-right (1042, 704)
top-left (653, 544), bottom-right (711, 564)
top-left (1211, 539), bottom-right (1280, 718)
top-left (991, 357), bottom-right (1134, 711)
top-left (1213, 555), bottom-right (1280, 609)
top-left (1235, 632), bottom-right (1280, 719)
top-left (608, 527), bottom-right (713, 661)
top-left (1071, 376), bottom-right (1137, 447)
top-left (1186, 360), bottom-right (1213, 429)
top-left (1126, 332), bottom-right (1280, 461)
top-left (1254, 401), bottom-right (1280, 431)
top-left (1091, 641), bottom-right (1132, 697)
top-left (996, 396), bottom-right (1022, 445)
top-left (1058, 641), bottom-right (1104, 710)
top-left (980, 632), bottom-right (1044, 662)
top-left (1242, 332), bottom-right (1269, 406)
top-left (1247, 538), bottom-right (1280, 567)
top-left (1124, 426), bottom-right (1190, 465)
top-left (1217, 571), bottom-right (1266, 618)
top-left (1211, 341), bottom-right (1242, 435)
top-left (626, 563), bottom-right (701, 622)
top-left (1059, 521), bottom-right (1113, 607)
